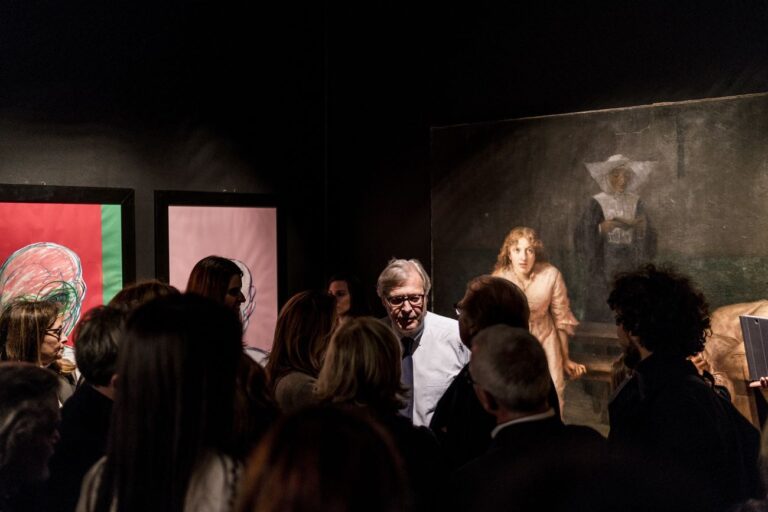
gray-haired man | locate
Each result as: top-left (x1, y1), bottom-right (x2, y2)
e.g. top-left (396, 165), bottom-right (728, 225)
top-left (377, 258), bottom-right (468, 426)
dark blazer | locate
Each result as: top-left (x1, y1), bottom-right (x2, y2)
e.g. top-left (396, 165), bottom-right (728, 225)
top-left (45, 383), bottom-right (113, 512)
top-left (430, 364), bottom-right (561, 470)
top-left (451, 415), bottom-right (606, 512)
top-left (335, 404), bottom-right (445, 512)
top-left (375, 411), bottom-right (445, 512)
top-left (609, 354), bottom-right (762, 512)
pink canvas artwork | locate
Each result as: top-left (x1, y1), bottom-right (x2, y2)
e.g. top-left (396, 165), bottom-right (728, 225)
top-left (168, 206), bottom-right (278, 351)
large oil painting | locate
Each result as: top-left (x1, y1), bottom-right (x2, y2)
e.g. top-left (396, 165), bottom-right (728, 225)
top-left (431, 93), bottom-right (768, 328)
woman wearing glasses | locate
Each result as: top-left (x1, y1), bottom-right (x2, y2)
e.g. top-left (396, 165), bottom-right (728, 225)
top-left (0, 298), bottom-right (78, 404)
top-left (492, 227), bottom-right (585, 411)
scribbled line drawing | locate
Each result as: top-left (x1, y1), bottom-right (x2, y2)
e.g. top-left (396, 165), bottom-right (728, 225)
top-left (233, 258), bottom-right (257, 332)
top-left (0, 242), bottom-right (87, 335)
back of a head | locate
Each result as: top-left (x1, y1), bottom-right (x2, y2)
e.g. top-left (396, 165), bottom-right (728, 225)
top-left (108, 280), bottom-right (180, 312)
top-left (266, 290), bottom-right (335, 383)
top-left (98, 293), bottom-right (243, 511)
top-left (462, 276), bottom-right (530, 346)
top-left (0, 362), bottom-right (59, 486)
top-left (0, 299), bottom-right (59, 365)
top-left (186, 255), bottom-right (242, 304)
top-left (73, 306), bottom-right (125, 386)
top-left (608, 264), bottom-right (710, 358)
top-left (238, 407), bottom-right (409, 512)
top-left (315, 317), bottom-right (406, 413)
top-left (0, 361), bottom-right (59, 416)
top-left (470, 325), bottom-right (551, 412)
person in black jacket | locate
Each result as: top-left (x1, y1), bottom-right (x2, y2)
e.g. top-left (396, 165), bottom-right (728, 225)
top-left (44, 305), bottom-right (125, 512)
top-left (430, 275), bottom-right (560, 470)
top-left (608, 264), bottom-right (762, 512)
top-left (451, 325), bottom-right (605, 512)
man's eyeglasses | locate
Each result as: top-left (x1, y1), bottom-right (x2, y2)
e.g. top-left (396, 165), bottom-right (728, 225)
top-left (386, 294), bottom-right (425, 307)
top-left (45, 326), bottom-right (64, 341)
top-left (454, 302), bottom-right (463, 317)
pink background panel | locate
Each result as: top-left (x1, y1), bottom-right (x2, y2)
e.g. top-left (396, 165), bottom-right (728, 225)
top-left (168, 206), bottom-right (278, 351)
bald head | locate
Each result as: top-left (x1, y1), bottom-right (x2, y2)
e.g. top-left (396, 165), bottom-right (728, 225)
top-left (469, 325), bottom-right (550, 413)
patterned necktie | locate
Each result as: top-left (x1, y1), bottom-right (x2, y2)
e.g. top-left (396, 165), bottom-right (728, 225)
top-left (400, 336), bottom-right (415, 420)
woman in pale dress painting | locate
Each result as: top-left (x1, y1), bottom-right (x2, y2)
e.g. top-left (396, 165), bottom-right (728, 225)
top-left (492, 227), bottom-right (586, 409)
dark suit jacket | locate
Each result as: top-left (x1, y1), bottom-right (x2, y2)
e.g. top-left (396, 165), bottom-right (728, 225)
top-left (451, 415), bottom-right (606, 512)
top-left (375, 411), bottom-right (445, 512)
top-left (45, 383), bottom-right (113, 512)
top-left (334, 404), bottom-right (446, 512)
top-left (430, 364), bottom-right (561, 470)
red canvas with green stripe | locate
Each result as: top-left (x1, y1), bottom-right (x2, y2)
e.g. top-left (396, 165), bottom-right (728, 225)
top-left (0, 202), bottom-right (123, 337)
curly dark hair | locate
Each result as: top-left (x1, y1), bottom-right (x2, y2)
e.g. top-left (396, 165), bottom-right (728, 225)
top-left (607, 264), bottom-right (710, 358)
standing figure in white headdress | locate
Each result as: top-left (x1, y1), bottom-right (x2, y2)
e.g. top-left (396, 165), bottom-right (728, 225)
top-left (575, 154), bottom-right (657, 322)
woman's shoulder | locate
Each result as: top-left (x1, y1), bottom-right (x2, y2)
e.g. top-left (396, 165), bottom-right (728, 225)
top-left (275, 372), bottom-right (318, 413)
top-left (276, 371), bottom-right (316, 388)
top-left (75, 457), bottom-right (107, 512)
top-left (534, 262), bottom-right (559, 275)
top-left (492, 267), bottom-right (516, 282)
top-left (275, 371), bottom-right (316, 400)
top-left (187, 453), bottom-right (242, 512)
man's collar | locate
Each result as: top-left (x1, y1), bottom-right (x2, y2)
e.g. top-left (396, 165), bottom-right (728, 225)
top-left (491, 408), bottom-right (555, 438)
top-left (630, 353), bottom-right (699, 400)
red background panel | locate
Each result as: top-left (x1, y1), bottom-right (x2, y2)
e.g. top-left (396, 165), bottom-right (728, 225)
top-left (0, 202), bottom-right (104, 327)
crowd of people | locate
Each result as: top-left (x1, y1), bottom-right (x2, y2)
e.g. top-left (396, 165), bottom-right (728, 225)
top-left (0, 240), bottom-right (767, 512)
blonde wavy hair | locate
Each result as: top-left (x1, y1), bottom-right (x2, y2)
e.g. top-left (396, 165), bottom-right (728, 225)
top-left (493, 226), bottom-right (546, 273)
top-left (315, 317), bottom-right (407, 413)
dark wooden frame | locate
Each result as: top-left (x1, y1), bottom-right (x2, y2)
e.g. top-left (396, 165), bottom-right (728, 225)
top-left (154, 190), bottom-right (284, 302)
top-left (0, 183), bottom-right (136, 284)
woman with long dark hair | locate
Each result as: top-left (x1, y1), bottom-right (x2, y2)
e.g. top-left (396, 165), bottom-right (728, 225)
top-left (185, 255), bottom-right (277, 455)
top-left (77, 294), bottom-right (244, 512)
top-left (186, 256), bottom-right (246, 312)
top-left (265, 290), bottom-right (335, 413)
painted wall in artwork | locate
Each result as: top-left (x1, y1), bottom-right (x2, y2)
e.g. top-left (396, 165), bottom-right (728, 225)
top-left (167, 206), bottom-right (278, 350)
top-left (431, 93), bottom-right (768, 325)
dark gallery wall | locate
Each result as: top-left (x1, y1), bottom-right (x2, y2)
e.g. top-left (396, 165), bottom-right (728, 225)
top-left (0, 1), bottom-right (326, 299)
top-left (324, 1), bottom-right (768, 314)
top-left (1, 2), bottom-right (767, 310)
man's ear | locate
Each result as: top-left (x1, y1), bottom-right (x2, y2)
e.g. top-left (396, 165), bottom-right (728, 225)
top-left (473, 386), bottom-right (499, 415)
top-left (110, 373), bottom-right (118, 390)
top-left (625, 328), bottom-right (643, 348)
